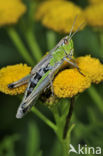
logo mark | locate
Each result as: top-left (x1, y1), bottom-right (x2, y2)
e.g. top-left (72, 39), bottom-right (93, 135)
top-left (69, 144), bottom-right (101, 155)
top-left (69, 144), bottom-right (78, 154)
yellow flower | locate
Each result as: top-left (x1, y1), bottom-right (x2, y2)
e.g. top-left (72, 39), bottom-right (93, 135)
top-left (0, 0), bottom-right (26, 26)
top-left (76, 55), bottom-right (103, 84)
top-left (84, 3), bottom-right (103, 27)
top-left (88, 0), bottom-right (103, 4)
top-left (53, 69), bottom-right (91, 98)
top-left (35, 1), bottom-right (85, 33)
top-left (53, 55), bottom-right (103, 98)
top-left (1, 56), bottom-right (103, 98)
top-left (0, 64), bottom-right (31, 95)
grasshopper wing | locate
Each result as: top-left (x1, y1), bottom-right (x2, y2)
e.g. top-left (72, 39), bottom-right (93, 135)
top-left (16, 54), bottom-right (52, 118)
top-left (31, 53), bottom-right (51, 75)
top-left (16, 75), bottom-right (50, 118)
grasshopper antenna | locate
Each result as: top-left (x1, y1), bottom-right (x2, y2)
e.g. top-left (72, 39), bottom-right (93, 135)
top-left (68, 15), bottom-right (78, 38)
top-left (69, 22), bottom-right (86, 40)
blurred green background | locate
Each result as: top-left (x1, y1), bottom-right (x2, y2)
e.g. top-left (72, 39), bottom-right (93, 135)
top-left (0, 0), bottom-right (103, 156)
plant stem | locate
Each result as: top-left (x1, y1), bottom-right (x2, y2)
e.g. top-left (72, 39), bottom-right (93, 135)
top-left (88, 86), bottom-right (103, 113)
top-left (63, 97), bottom-right (75, 139)
top-left (7, 27), bottom-right (34, 66)
top-left (31, 107), bottom-right (57, 131)
top-left (46, 30), bottom-right (56, 50)
top-left (25, 30), bottom-right (42, 62)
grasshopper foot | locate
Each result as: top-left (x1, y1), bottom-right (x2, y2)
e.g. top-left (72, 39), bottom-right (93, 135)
top-left (8, 83), bottom-right (15, 89)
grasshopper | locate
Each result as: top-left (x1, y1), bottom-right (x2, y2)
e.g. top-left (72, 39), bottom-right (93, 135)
top-left (8, 18), bottom-right (83, 119)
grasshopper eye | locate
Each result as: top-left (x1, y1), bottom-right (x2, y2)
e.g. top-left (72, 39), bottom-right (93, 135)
top-left (64, 39), bottom-right (68, 44)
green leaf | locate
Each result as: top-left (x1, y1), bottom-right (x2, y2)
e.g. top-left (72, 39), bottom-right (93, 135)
top-left (26, 121), bottom-right (41, 156)
top-left (0, 134), bottom-right (20, 156)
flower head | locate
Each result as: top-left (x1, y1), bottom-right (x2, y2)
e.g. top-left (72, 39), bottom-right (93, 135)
top-left (0, 64), bottom-right (31, 95)
top-left (0, 0), bottom-right (26, 26)
top-left (84, 3), bottom-right (103, 27)
top-left (76, 55), bottom-right (103, 84)
top-left (53, 69), bottom-right (91, 98)
top-left (35, 1), bottom-right (85, 33)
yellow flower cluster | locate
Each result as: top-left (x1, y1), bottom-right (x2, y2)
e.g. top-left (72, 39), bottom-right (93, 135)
top-left (84, 3), bottom-right (103, 27)
top-left (0, 0), bottom-right (26, 26)
top-left (35, 1), bottom-right (85, 33)
top-left (0, 56), bottom-right (103, 98)
top-left (53, 55), bottom-right (103, 98)
top-left (0, 64), bottom-right (31, 95)
top-left (89, 0), bottom-right (103, 4)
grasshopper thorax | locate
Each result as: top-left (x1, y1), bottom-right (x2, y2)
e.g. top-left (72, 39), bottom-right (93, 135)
top-left (49, 36), bottom-right (74, 66)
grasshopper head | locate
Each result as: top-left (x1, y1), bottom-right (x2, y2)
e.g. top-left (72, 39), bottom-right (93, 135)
top-left (62, 36), bottom-right (74, 56)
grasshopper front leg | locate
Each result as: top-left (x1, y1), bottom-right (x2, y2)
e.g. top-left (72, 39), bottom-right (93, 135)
top-left (64, 57), bottom-right (84, 76)
top-left (8, 75), bottom-right (30, 89)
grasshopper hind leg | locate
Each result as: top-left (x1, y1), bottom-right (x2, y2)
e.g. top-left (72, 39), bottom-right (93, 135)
top-left (8, 75), bottom-right (30, 89)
